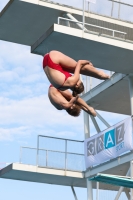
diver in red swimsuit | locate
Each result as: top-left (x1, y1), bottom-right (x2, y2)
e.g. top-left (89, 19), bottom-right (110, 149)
top-left (43, 51), bottom-right (109, 95)
top-left (48, 85), bottom-right (96, 117)
top-left (43, 53), bottom-right (73, 89)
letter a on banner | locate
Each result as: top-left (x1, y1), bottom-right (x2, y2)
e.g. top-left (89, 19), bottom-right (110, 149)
top-left (106, 133), bottom-right (114, 147)
top-left (105, 129), bottom-right (115, 149)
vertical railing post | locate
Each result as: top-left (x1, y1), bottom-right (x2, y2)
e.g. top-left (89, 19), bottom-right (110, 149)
top-left (19, 146), bottom-right (22, 163)
top-left (111, 0), bottom-right (114, 17)
top-left (88, 2), bottom-right (90, 13)
top-left (46, 150), bottom-right (48, 167)
top-left (36, 135), bottom-right (39, 166)
top-left (118, 0), bottom-right (121, 19)
top-left (65, 140), bottom-right (67, 171)
top-left (83, 0), bottom-right (85, 31)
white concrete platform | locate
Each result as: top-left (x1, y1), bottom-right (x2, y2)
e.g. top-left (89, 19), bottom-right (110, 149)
top-left (0, 157), bottom-right (132, 191)
top-left (82, 73), bottom-right (130, 115)
top-left (0, 163), bottom-right (86, 187)
top-left (31, 23), bottom-right (133, 74)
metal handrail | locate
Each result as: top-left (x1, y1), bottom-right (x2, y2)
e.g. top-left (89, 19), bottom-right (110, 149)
top-left (108, 0), bottom-right (133, 7)
top-left (58, 17), bottom-right (127, 37)
top-left (20, 146), bottom-right (84, 156)
top-left (37, 134), bottom-right (84, 142)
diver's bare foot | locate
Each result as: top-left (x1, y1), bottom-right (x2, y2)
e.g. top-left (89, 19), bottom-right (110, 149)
top-left (88, 107), bottom-right (96, 117)
top-left (99, 70), bottom-right (110, 80)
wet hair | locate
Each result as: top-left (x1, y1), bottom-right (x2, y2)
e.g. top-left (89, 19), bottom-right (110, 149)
top-left (72, 82), bottom-right (84, 97)
top-left (66, 104), bottom-right (81, 117)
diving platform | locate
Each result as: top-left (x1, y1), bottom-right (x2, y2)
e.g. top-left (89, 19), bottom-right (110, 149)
top-left (82, 73), bottom-right (130, 115)
top-left (1, 0), bottom-right (133, 74)
top-left (31, 23), bottom-right (133, 74)
top-left (0, 163), bottom-right (86, 187)
top-left (0, 160), bottom-right (132, 191)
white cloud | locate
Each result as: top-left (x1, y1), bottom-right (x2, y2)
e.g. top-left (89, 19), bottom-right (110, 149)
top-left (0, 93), bottom-right (84, 140)
top-left (0, 126), bottom-right (31, 141)
top-left (0, 70), bottom-right (19, 82)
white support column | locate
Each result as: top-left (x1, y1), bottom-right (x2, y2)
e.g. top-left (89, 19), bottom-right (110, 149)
top-left (130, 161), bottom-right (133, 200)
top-left (84, 112), bottom-right (93, 200)
top-left (128, 74), bottom-right (133, 200)
top-left (87, 178), bottom-right (93, 200)
top-left (84, 112), bottom-right (90, 139)
top-left (96, 182), bottom-right (99, 200)
top-left (128, 75), bottom-right (133, 115)
top-left (84, 107), bottom-right (93, 200)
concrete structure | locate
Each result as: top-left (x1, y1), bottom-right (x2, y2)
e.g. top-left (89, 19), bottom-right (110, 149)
top-left (1, 0), bottom-right (133, 200)
top-left (0, 151), bottom-right (133, 191)
top-left (82, 73), bottom-right (130, 115)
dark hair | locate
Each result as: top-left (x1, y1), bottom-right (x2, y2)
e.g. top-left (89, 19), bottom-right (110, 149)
top-left (72, 82), bottom-right (84, 97)
top-left (66, 104), bottom-right (81, 117)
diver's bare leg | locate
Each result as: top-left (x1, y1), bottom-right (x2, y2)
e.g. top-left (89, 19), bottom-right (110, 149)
top-left (50, 51), bottom-right (109, 80)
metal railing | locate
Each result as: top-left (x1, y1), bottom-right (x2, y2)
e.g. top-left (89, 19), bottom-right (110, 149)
top-left (41, 0), bottom-right (133, 23)
top-left (58, 17), bottom-right (127, 39)
top-left (19, 136), bottom-right (85, 172)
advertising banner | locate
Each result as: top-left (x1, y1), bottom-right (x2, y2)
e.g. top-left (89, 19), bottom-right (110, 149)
top-left (84, 117), bottom-right (133, 168)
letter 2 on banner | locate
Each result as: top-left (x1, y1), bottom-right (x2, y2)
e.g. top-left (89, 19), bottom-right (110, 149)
top-left (84, 117), bottom-right (133, 168)
top-left (86, 0), bottom-right (96, 4)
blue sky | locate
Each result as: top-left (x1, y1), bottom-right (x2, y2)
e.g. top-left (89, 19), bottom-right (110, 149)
top-left (0, 0), bottom-right (132, 200)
